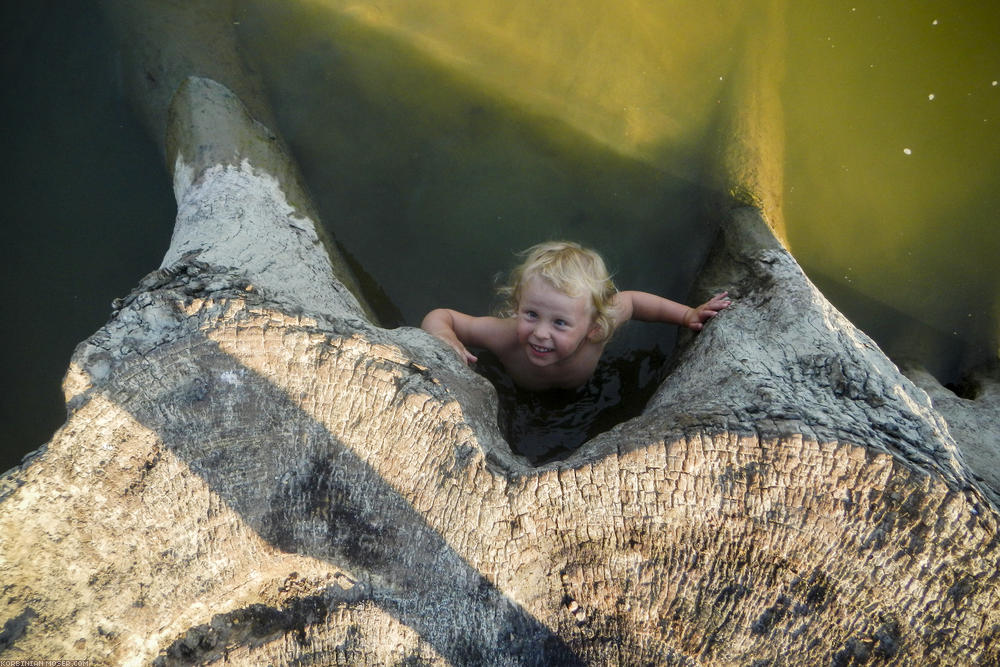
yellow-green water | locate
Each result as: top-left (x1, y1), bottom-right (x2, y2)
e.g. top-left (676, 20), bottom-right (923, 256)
top-left (783, 2), bottom-right (999, 379)
top-left (238, 0), bottom-right (999, 383)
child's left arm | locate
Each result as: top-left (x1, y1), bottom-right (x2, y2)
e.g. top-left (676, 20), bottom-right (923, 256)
top-left (616, 290), bottom-right (731, 331)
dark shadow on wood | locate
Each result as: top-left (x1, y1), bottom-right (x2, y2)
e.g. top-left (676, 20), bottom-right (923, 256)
top-left (96, 323), bottom-right (582, 665)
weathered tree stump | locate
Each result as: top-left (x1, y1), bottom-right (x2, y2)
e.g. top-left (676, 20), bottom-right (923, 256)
top-left (2, 2), bottom-right (998, 664)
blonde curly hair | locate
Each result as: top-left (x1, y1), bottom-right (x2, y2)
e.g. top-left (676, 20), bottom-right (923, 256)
top-left (497, 241), bottom-right (619, 342)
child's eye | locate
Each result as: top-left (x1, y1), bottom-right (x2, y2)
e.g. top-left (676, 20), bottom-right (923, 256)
top-left (554, 319), bottom-right (568, 327)
top-left (523, 310), bottom-right (538, 320)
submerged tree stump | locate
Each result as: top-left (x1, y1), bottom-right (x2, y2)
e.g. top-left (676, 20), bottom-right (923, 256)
top-left (0, 72), bottom-right (997, 665)
top-left (3, 0), bottom-right (999, 661)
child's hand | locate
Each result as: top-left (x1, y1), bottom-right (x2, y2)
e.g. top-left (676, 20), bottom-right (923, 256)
top-left (683, 291), bottom-right (731, 331)
top-left (444, 337), bottom-right (478, 365)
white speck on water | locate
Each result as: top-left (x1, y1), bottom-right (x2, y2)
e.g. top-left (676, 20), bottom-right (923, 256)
top-left (932, 19), bottom-right (938, 26)
top-left (903, 148), bottom-right (912, 155)
top-left (993, 80), bottom-right (998, 87)
top-left (928, 93), bottom-right (935, 101)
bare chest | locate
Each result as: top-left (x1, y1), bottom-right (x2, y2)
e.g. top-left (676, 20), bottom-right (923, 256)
top-left (497, 340), bottom-right (606, 391)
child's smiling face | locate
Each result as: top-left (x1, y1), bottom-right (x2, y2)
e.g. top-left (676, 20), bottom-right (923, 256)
top-left (515, 276), bottom-right (597, 367)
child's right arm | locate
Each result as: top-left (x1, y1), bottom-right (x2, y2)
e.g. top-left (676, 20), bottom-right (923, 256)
top-left (420, 309), bottom-right (515, 365)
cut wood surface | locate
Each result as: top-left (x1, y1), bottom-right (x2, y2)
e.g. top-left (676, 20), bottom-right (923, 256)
top-left (2, 2), bottom-right (997, 664)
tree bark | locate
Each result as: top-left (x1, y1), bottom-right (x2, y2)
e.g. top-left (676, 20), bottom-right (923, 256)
top-left (2, 3), bottom-right (998, 665)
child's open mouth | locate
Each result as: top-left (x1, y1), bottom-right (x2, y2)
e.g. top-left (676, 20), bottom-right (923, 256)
top-left (529, 343), bottom-right (553, 355)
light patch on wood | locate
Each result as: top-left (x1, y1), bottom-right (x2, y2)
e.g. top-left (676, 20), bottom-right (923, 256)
top-left (166, 155), bottom-right (364, 319)
top-left (62, 361), bottom-right (93, 403)
top-left (0, 394), bottom-right (355, 665)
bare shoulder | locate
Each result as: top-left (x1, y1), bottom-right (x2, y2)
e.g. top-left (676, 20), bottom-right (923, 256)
top-left (610, 291), bottom-right (637, 325)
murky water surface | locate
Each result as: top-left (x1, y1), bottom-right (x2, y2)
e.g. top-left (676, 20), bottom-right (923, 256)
top-left (2, 1), bottom-right (997, 467)
top-left (783, 2), bottom-right (999, 380)
top-left (1, 3), bottom-right (175, 469)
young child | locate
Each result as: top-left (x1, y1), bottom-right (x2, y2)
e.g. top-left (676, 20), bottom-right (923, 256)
top-left (421, 240), bottom-right (731, 392)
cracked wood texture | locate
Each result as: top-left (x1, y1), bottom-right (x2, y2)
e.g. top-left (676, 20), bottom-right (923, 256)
top-left (2, 212), bottom-right (998, 664)
top-left (2, 81), bottom-right (998, 665)
top-left (3, 1), bottom-right (999, 661)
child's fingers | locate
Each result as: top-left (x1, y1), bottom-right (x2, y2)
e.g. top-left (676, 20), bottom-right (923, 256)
top-left (455, 344), bottom-right (477, 365)
top-left (447, 341), bottom-right (472, 365)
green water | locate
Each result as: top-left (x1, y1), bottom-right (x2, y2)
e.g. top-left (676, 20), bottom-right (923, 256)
top-left (235, 0), bottom-right (998, 379)
top-left (1, 1), bottom-right (997, 469)
top-left (783, 2), bottom-right (1000, 380)
top-left (236, 1), bottom-right (717, 330)
top-left (0, 2), bottom-right (175, 470)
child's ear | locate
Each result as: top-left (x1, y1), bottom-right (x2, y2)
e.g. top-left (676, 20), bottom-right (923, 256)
top-left (587, 321), bottom-right (603, 341)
